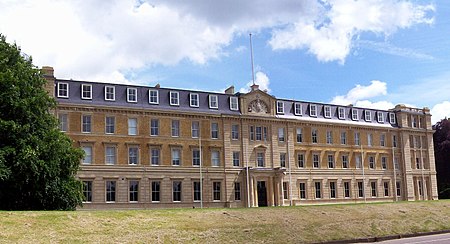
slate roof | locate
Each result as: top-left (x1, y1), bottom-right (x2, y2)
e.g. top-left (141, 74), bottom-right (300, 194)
top-left (55, 79), bottom-right (398, 127)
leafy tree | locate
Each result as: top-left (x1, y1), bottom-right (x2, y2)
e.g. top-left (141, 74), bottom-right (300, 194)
top-left (0, 34), bottom-right (84, 210)
top-left (433, 118), bottom-right (450, 199)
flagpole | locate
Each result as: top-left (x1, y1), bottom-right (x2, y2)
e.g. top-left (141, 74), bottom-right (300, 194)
top-left (361, 144), bottom-right (366, 203)
top-left (392, 145), bottom-right (398, 202)
top-left (199, 121), bottom-right (203, 209)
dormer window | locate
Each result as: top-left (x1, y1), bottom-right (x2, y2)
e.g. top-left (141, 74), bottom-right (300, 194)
top-left (389, 113), bottom-right (396, 124)
top-left (209, 95), bottom-right (218, 109)
top-left (230, 97), bottom-right (239, 111)
top-left (364, 110), bottom-right (372, 121)
top-left (57, 82), bottom-right (69, 98)
top-left (190, 93), bottom-right (199, 107)
top-left (276, 101), bottom-right (284, 114)
top-left (351, 109), bottom-right (359, 120)
top-left (324, 106), bottom-right (331, 118)
top-left (127, 88), bottom-right (137, 103)
top-left (149, 89), bottom-right (159, 104)
top-left (105, 86), bottom-right (115, 101)
top-left (310, 104), bottom-right (317, 117)
top-left (81, 84), bottom-right (92, 100)
top-left (294, 103), bottom-right (302, 115)
top-left (338, 107), bottom-right (345, 119)
top-left (377, 112), bottom-right (384, 123)
top-left (170, 91), bottom-right (179, 106)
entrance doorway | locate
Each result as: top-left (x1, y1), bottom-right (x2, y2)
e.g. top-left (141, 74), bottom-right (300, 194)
top-left (257, 181), bottom-right (267, 207)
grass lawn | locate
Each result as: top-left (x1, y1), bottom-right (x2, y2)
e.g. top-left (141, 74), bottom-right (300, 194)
top-left (1, 200), bottom-right (450, 243)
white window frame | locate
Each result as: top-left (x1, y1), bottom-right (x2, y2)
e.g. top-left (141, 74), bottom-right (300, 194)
top-left (171, 148), bottom-right (181, 166)
top-left (150, 119), bottom-right (159, 136)
top-left (57, 82), bottom-right (69, 98)
top-left (232, 151), bottom-right (240, 167)
top-left (190, 93), bottom-right (199, 107)
top-left (352, 109), bottom-right (359, 120)
top-left (377, 112), bottom-right (384, 123)
top-left (149, 89), bottom-right (159, 104)
top-left (389, 113), bottom-right (396, 124)
top-left (294, 102), bottom-right (302, 115)
top-left (364, 110), bottom-right (372, 121)
top-left (128, 146), bottom-right (139, 165)
top-left (209, 95), bottom-right (218, 109)
top-left (82, 114), bottom-right (92, 133)
top-left (309, 104), bottom-right (317, 117)
top-left (104, 86), bottom-right (115, 101)
top-left (338, 107), bottom-right (345, 119)
top-left (324, 106), bottom-right (332, 118)
top-left (171, 120), bottom-right (180, 137)
top-left (257, 152), bottom-right (265, 167)
top-left (127, 87), bottom-right (138, 103)
top-left (276, 101), bottom-right (284, 114)
top-left (211, 150), bottom-right (220, 167)
top-left (81, 146), bottom-right (93, 164)
top-left (278, 127), bottom-right (285, 142)
top-left (170, 91), bottom-right (179, 106)
top-left (81, 84), bottom-right (92, 100)
top-left (191, 121), bottom-right (199, 138)
top-left (128, 118), bottom-right (138, 136)
top-left (150, 148), bottom-right (160, 166)
top-left (192, 149), bottom-right (200, 166)
top-left (105, 146), bottom-right (116, 165)
top-left (230, 97), bottom-right (239, 111)
top-left (211, 122), bottom-right (219, 139)
top-left (231, 124), bottom-right (239, 140)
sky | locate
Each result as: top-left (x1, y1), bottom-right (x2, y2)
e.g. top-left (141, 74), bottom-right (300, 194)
top-left (1, 0), bottom-right (449, 124)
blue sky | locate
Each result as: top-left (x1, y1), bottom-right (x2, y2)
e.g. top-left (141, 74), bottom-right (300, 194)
top-left (1, 0), bottom-right (449, 123)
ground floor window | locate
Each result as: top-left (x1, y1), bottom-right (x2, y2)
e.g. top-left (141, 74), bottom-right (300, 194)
top-left (329, 181), bottom-right (336, 199)
top-left (213, 182), bottom-right (221, 201)
top-left (193, 181), bottom-right (201, 201)
top-left (129, 180), bottom-right (139, 202)
top-left (283, 182), bottom-right (289, 200)
top-left (396, 181), bottom-right (401, 197)
top-left (357, 181), bottom-right (364, 198)
top-left (315, 182), bottom-right (321, 199)
top-left (344, 181), bottom-right (350, 198)
top-left (234, 182), bottom-right (241, 201)
top-left (299, 182), bottom-right (306, 199)
top-left (371, 181), bottom-right (377, 197)
top-left (151, 181), bottom-right (161, 202)
top-left (83, 181), bottom-right (92, 202)
top-left (384, 182), bottom-right (390, 197)
top-left (173, 181), bottom-right (182, 202)
top-left (106, 181), bottom-right (116, 202)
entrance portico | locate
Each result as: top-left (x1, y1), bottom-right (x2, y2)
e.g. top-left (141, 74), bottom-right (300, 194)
top-left (246, 167), bottom-right (286, 207)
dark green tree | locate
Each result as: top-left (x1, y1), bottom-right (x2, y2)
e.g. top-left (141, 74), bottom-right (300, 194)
top-left (0, 34), bottom-right (84, 210)
top-left (433, 118), bottom-right (450, 199)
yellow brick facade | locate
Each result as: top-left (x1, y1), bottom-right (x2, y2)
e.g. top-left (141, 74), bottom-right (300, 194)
top-left (42, 67), bottom-right (438, 209)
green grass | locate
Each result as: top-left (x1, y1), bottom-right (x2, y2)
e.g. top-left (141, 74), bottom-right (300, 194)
top-left (1, 200), bottom-right (450, 243)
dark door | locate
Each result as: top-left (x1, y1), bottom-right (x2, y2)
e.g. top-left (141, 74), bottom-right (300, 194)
top-left (257, 181), bottom-right (268, 207)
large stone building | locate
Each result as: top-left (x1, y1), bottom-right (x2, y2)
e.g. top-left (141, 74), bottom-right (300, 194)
top-left (42, 66), bottom-right (438, 209)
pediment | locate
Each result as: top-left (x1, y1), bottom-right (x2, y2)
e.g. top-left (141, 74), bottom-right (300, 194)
top-left (240, 89), bottom-right (275, 116)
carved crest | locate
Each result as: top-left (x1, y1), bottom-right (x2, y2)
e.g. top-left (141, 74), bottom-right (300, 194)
top-left (248, 98), bottom-right (268, 114)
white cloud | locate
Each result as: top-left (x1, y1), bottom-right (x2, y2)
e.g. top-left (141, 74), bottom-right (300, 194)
top-left (431, 101), bottom-right (450, 124)
top-left (269, 0), bottom-right (434, 63)
top-left (0, 0), bottom-right (435, 82)
top-left (239, 71), bottom-right (271, 93)
top-left (357, 40), bottom-right (434, 60)
top-left (331, 80), bottom-right (387, 105)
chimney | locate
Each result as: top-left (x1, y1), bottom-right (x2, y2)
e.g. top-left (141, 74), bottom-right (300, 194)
top-left (225, 85), bottom-right (235, 94)
top-left (41, 66), bottom-right (55, 97)
top-left (155, 83), bottom-right (160, 88)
